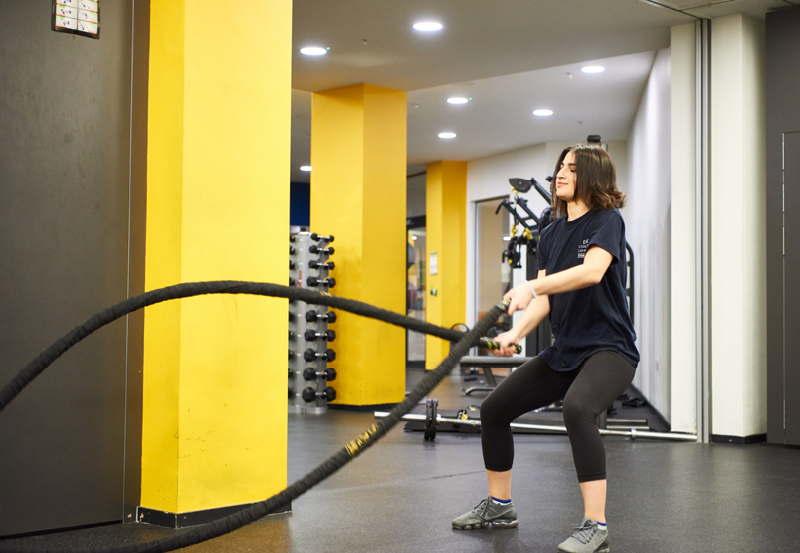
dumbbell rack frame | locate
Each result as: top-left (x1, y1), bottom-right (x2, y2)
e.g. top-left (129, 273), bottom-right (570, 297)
top-left (289, 232), bottom-right (336, 414)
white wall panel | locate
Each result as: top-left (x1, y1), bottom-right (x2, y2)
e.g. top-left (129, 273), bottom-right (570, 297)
top-left (709, 14), bottom-right (767, 438)
top-left (625, 49), bottom-right (673, 421)
top-left (670, 23), bottom-right (698, 433)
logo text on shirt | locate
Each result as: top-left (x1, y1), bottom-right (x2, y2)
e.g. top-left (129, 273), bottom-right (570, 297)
top-left (578, 239), bottom-right (589, 258)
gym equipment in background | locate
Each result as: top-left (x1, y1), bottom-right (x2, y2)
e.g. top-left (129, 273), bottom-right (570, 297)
top-left (289, 232), bottom-right (337, 413)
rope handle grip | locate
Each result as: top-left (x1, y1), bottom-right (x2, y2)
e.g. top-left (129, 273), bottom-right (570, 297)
top-left (480, 337), bottom-right (522, 354)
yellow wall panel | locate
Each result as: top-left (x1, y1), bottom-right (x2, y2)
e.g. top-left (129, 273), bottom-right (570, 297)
top-left (141, 0), bottom-right (186, 512)
top-left (142, 0), bottom-right (292, 514)
top-left (310, 84), bottom-right (406, 406)
top-left (425, 161), bottom-right (467, 368)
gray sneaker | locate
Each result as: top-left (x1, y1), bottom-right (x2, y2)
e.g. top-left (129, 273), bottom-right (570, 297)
top-left (452, 496), bottom-right (518, 530)
top-left (557, 518), bottom-right (610, 552)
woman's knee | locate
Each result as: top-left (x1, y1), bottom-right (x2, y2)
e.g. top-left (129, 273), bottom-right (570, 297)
top-left (480, 392), bottom-right (506, 427)
top-left (561, 396), bottom-right (597, 431)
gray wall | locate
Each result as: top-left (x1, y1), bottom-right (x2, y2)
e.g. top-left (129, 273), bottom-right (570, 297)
top-left (766, 8), bottom-right (800, 445)
top-left (0, 0), bottom-right (138, 535)
top-left (407, 173), bottom-right (426, 218)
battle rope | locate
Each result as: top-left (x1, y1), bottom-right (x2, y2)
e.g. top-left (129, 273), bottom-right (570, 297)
top-left (0, 281), bottom-right (506, 553)
top-left (0, 281), bottom-right (467, 413)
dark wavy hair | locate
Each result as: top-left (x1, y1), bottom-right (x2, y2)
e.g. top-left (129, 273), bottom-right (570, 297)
top-left (550, 144), bottom-right (626, 218)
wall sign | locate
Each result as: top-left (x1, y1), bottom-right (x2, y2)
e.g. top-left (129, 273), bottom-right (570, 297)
top-left (52, 0), bottom-right (100, 39)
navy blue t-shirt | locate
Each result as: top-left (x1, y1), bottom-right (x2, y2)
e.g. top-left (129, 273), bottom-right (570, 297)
top-left (536, 208), bottom-right (639, 371)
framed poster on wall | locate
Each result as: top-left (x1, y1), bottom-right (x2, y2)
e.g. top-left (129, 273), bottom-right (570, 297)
top-left (52, 0), bottom-right (100, 39)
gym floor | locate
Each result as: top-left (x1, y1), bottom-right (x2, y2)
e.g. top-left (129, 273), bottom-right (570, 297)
top-left (2, 368), bottom-right (799, 552)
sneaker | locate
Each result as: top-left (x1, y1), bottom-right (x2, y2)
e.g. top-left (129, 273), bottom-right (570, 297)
top-left (452, 496), bottom-right (518, 530)
top-left (557, 518), bottom-right (610, 552)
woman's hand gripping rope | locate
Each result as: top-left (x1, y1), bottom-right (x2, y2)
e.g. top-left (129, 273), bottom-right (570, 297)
top-left (481, 336), bottom-right (522, 357)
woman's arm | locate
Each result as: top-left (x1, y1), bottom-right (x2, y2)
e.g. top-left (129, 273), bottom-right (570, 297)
top-left (504, 246), bottom-right (614, 315)
top-left (491, 269), bottom-right (551, 357)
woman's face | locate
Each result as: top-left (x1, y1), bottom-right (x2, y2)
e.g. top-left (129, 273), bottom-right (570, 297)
top-left (555, 150), bottom-right (577, 202)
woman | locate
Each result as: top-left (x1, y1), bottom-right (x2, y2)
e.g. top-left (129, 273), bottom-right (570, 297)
top-left (452, 144), bottom-right (639, 553)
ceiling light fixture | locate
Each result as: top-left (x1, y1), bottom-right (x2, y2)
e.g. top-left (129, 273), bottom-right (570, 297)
top-left (447, 97), bottom-right (469, 104)
top-left (581, 65), bottom-right (605, 73)
top-left (300, 47), bottom-right (327, 56)
top-left (533, 109), bottom-right (553, 116)
top-left (438, 132), bottom-right (456, 139)
top-left (300, 166), bottom-right (312, 172)
top-left (413, 22), bottom-right (443, 31)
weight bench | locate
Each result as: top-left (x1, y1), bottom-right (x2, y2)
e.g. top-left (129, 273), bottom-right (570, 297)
top-left (459, 356), bottom-right (532, 396)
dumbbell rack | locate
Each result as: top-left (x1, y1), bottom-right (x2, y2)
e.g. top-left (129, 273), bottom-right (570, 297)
top-left (288, 232), bottom-right (337, 414)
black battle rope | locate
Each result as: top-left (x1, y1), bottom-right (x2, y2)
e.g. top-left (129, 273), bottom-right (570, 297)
top-left (0, 281), bottom-right (507, 553)
top-left (0, 281), bottom-right (466, 413)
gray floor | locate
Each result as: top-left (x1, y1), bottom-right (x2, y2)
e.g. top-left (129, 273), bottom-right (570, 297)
top-left (3, 368), bottom-right (800, 552)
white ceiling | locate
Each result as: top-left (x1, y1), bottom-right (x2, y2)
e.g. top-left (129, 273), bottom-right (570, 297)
top-left (289, 0), bottom-right (798, 182)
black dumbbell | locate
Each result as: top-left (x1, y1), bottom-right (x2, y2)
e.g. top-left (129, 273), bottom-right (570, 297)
top-left (309, 245), bottom-right (334, 255)
top-left (289, 331), bottom-right (296, 340)
top-left (289, 368), bottom-right (294, 378)
top-left (289, 277), bottom-right (296, 286)
top-left (301, 386), bottom-right (336, 403)
top-left (289, 312), bottom-right (295, 321)
top-left (304, 348), bottom-right (335, 362)
top-left (289, 350), bottom-right (296, 360)
top-left (290, 245), bottom-right (296, 255)
top-left (304, 329), bottom-right (336, 342)
top-left (305, 310), bottom-right (337, 323)
top-left (310, 233), bottom-right (334, 243)
top-left (309, 260), bottom-right (335, 270)
top-left (307, 276), bottom-right (336, 289)
top-left (289, 260), bottom-right (296, 270)
top-left (288, 388), bottom-right (294, 399)
top-left (303, 367), bottom-right (337, 382)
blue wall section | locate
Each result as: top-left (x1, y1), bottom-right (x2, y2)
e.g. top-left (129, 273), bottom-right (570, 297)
top-left (290, 181), bottom-right (310, 227)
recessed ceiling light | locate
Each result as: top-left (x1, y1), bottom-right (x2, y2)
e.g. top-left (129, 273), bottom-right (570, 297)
top-left (438, 132), bottom-right (456, 139)
top-left (581, 65), bottom-right (605, 73)
top-left (413, 22), bottom-right (443, 31)
top-left (300, 47), bottom-right (327, 56)
top-left (447, 97), bottom-right (469, 104)
top-left (533, 109), bottom-right (553, 116)
top-left (300, 166), bottom-right (312, 172)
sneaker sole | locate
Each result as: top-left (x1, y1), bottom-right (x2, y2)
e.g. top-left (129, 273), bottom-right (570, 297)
top-left (556, 546), bottom-right (609, 553)
top-left (452, 520), bottom-right (518, 530)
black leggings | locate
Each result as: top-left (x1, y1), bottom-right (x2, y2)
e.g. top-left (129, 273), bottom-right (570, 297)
top-left (480, 351), bottom-right (636, 483)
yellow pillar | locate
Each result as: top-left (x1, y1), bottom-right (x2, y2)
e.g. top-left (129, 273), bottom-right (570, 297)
top-left (425, 161), bottom-right (467, 368)
top-left (141, 0), bottom-right (292, 514)
top-left (310, 84), bottom-right (407, 407)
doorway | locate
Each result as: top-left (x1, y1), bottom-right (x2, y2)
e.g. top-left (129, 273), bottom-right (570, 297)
top-left (406, 216), bottom-right (427, 368)
top-left (475, 198), bottom-right (513, 352)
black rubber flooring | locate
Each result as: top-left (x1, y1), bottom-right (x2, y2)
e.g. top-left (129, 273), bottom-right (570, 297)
top-left (2, 368), bottom-right (800, 552)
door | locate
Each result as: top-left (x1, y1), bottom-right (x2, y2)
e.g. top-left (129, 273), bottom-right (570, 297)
top-left (0, 1), bottom-right (134, 535)
top-left (783, 131), bottom-right (800, 445)
top-left (406, 217), bottom-right (427, 368)
top-left (475, 198), bottom-right (513, 351)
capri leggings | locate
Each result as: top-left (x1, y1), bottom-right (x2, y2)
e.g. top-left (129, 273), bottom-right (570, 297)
top-left (480, 351), bottom-right (636, 483)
